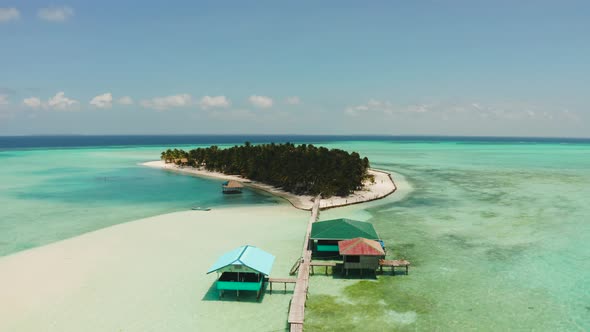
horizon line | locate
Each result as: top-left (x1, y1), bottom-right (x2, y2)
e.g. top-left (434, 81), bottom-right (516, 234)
top-left (1, 134), bottom-right (590, 140)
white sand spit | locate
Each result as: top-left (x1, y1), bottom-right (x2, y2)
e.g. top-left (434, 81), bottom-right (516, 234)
top-left (0, 205), bottom-right (308, 332)
top-left (142, 160), bottom-right (396, 210)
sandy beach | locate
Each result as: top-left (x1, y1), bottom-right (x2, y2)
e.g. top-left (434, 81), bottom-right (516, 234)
top-left (0, 159), bottom-right (401, 332)
top-left (0, 205), bottom-right (309, 332)
top-left (142, 160), bottom-right (396, 210)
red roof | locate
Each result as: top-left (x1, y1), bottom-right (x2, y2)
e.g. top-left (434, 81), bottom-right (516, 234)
top-left (338, 238), bottom-right (385, 256)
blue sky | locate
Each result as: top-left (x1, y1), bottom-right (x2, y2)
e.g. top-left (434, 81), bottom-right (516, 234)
top-left (0, 1), bottom-right (588, 136)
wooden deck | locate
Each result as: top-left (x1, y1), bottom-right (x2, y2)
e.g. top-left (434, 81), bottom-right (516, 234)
top-left (282, 196), bottom-right (409, 330)
top-left (310, 261), bottom-right (337, 275)
top-left (379, 259), bottom-right (411, 275)
top-left (287, 195), bottom-right (321, 331)
top-left (268, 277), bottom-right (297, 294)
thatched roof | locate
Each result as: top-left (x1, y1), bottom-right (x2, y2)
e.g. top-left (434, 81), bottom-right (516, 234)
top-left (223, 180), bottom-right (244, 188)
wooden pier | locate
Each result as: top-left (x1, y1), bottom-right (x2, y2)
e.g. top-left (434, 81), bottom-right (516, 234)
top-left (288, 195), bottom-right (321, 332)
top-left (283, 196), bottom-right (410, 331)
top-left (379, 259), bottom-right (411, 275)
top-left (268, 278), bottom-right (297, 294)
top-left (310, 261), bottom-right (336, 275)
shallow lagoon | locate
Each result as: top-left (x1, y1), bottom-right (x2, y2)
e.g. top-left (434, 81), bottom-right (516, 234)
top-left (1, 139), bottom-right (589, 330)
top-left (0, 146), bottom-right (280, 256)
top-left (306, 141), bottom-right (590, 331)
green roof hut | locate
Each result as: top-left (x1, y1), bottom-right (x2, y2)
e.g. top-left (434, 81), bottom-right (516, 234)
top-left (310, 218), bottom-right (381, 255)
top-left (222, 180), bottom-right (244, 194)
top-left (207, 245), bottom-right (274, 299)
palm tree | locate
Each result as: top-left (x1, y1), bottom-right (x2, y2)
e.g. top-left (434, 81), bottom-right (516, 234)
top-left (160, 142), bottom-right (370, 198)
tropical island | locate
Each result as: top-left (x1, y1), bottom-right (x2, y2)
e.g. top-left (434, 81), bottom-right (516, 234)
top-left (161, 142), bottom-right (371, 197)
top-left (152, 143), bottom-right (401, 330)
top-left (148, 142), bottom-right (396, 210)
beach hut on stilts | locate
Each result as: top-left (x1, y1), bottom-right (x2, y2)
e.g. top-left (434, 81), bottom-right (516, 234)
top-left (222, 180), bottom-right (244, 194)
top-left (339, 237), bottom-right (385, 276)
top-left (310, 218), bottom-right (382, 256)
top-left (207, 245), bottom-right (275, 299)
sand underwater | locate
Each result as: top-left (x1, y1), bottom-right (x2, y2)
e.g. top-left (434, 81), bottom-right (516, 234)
top-left (305, 141), bottom-right (590, 331)
top-left (0, 139), bottom-right (589, 331)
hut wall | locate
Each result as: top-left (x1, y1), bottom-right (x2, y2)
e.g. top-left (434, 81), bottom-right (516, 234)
top-left (342, 255), bottom-right (382, 270)
top-left (216, 272), bottom-right (263, 291)
top-left (315, 240), bottom-right (340, 252)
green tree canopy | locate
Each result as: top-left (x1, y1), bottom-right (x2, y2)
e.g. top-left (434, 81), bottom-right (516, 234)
top-left (161, 143), bottom-right (372, 197)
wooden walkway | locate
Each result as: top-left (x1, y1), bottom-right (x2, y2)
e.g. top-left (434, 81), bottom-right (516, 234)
top-left (310, 261), bottom-right (337, 275)
top-left (268, 278), bottom-right (297, 294)
top-left (379, 259), bottom-right (411, 275)
top-left (288, 195), bottom-right (321, 332)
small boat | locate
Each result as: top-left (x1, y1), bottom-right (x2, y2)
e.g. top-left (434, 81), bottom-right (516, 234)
top-left (191, 207), bottom-right (211, 211)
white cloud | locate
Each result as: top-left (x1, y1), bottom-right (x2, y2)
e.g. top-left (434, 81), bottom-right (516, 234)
top-left (22, 92), bottom-right (79, 111)
top-left (345, 99), bottom-right (431, 116)
top-left (286, 96), bottom-right (301, 105)
top-left (47, 92), bottom-right (79, 110)
top-left (23, 97), bottom-right (42, 108)
top-left (469, 102), bottom-right (565, 121)
top-left (38, 6), bottom-right (74, 22)
top-left (0, 95), bottom-right (14, 117)
top-left (249, 95), bottom-right (273, 108)
top-left (0, 94), bottom-right (9, 106)
top-left (89, 93), bottom-right (113, 109)
top-left (471, 103), bottom-right (483, 111)
top-left (405, 104), bottom-right (430, 113)
top-left (0, 7), bottom-right (20, 23)
top-left (345, 105), bottom-right (369, 116)
top-left (348, 99), bottom-right (578, 123)
top-left (367, 99), bottom-right (383, 108)
top-left (140, 94), bottom-right (193, 111)
top-left (118, 96), bottom-right (134, 105)
top-left (346, 99), bottom-right (389, 116)
top-left (208, 108), bottom-right (254, 119)
top-left (199, 95), bottom-right (230, 109)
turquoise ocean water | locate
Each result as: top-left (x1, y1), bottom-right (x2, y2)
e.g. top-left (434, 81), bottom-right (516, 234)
top-left (0, 136), bottom-right (588, 330)
top-left (306, 141), bottom-right (590, 331)
top-left (0, 146), bottom-right (280, 255)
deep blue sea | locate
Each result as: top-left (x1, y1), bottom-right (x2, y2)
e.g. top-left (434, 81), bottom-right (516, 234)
top-left (1, 135), bottom-right (589, 150)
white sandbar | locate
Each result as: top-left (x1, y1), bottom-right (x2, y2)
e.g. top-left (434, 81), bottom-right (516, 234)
top-left (0, 205), bottom-right (308, 332)
top-left (142, 160), bottom-right (397, 210)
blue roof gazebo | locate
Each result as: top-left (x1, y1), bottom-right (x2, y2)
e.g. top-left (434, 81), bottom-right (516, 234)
top-left (207, 245), bottom-right (275, 299)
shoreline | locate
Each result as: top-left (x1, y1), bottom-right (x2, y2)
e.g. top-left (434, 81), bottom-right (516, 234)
top-left (0, 159), bottom-right (405, 332)
top-left (0, 205), bottom-right (309, 332)
top-left (141, 160), bottom-right (397, 210)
